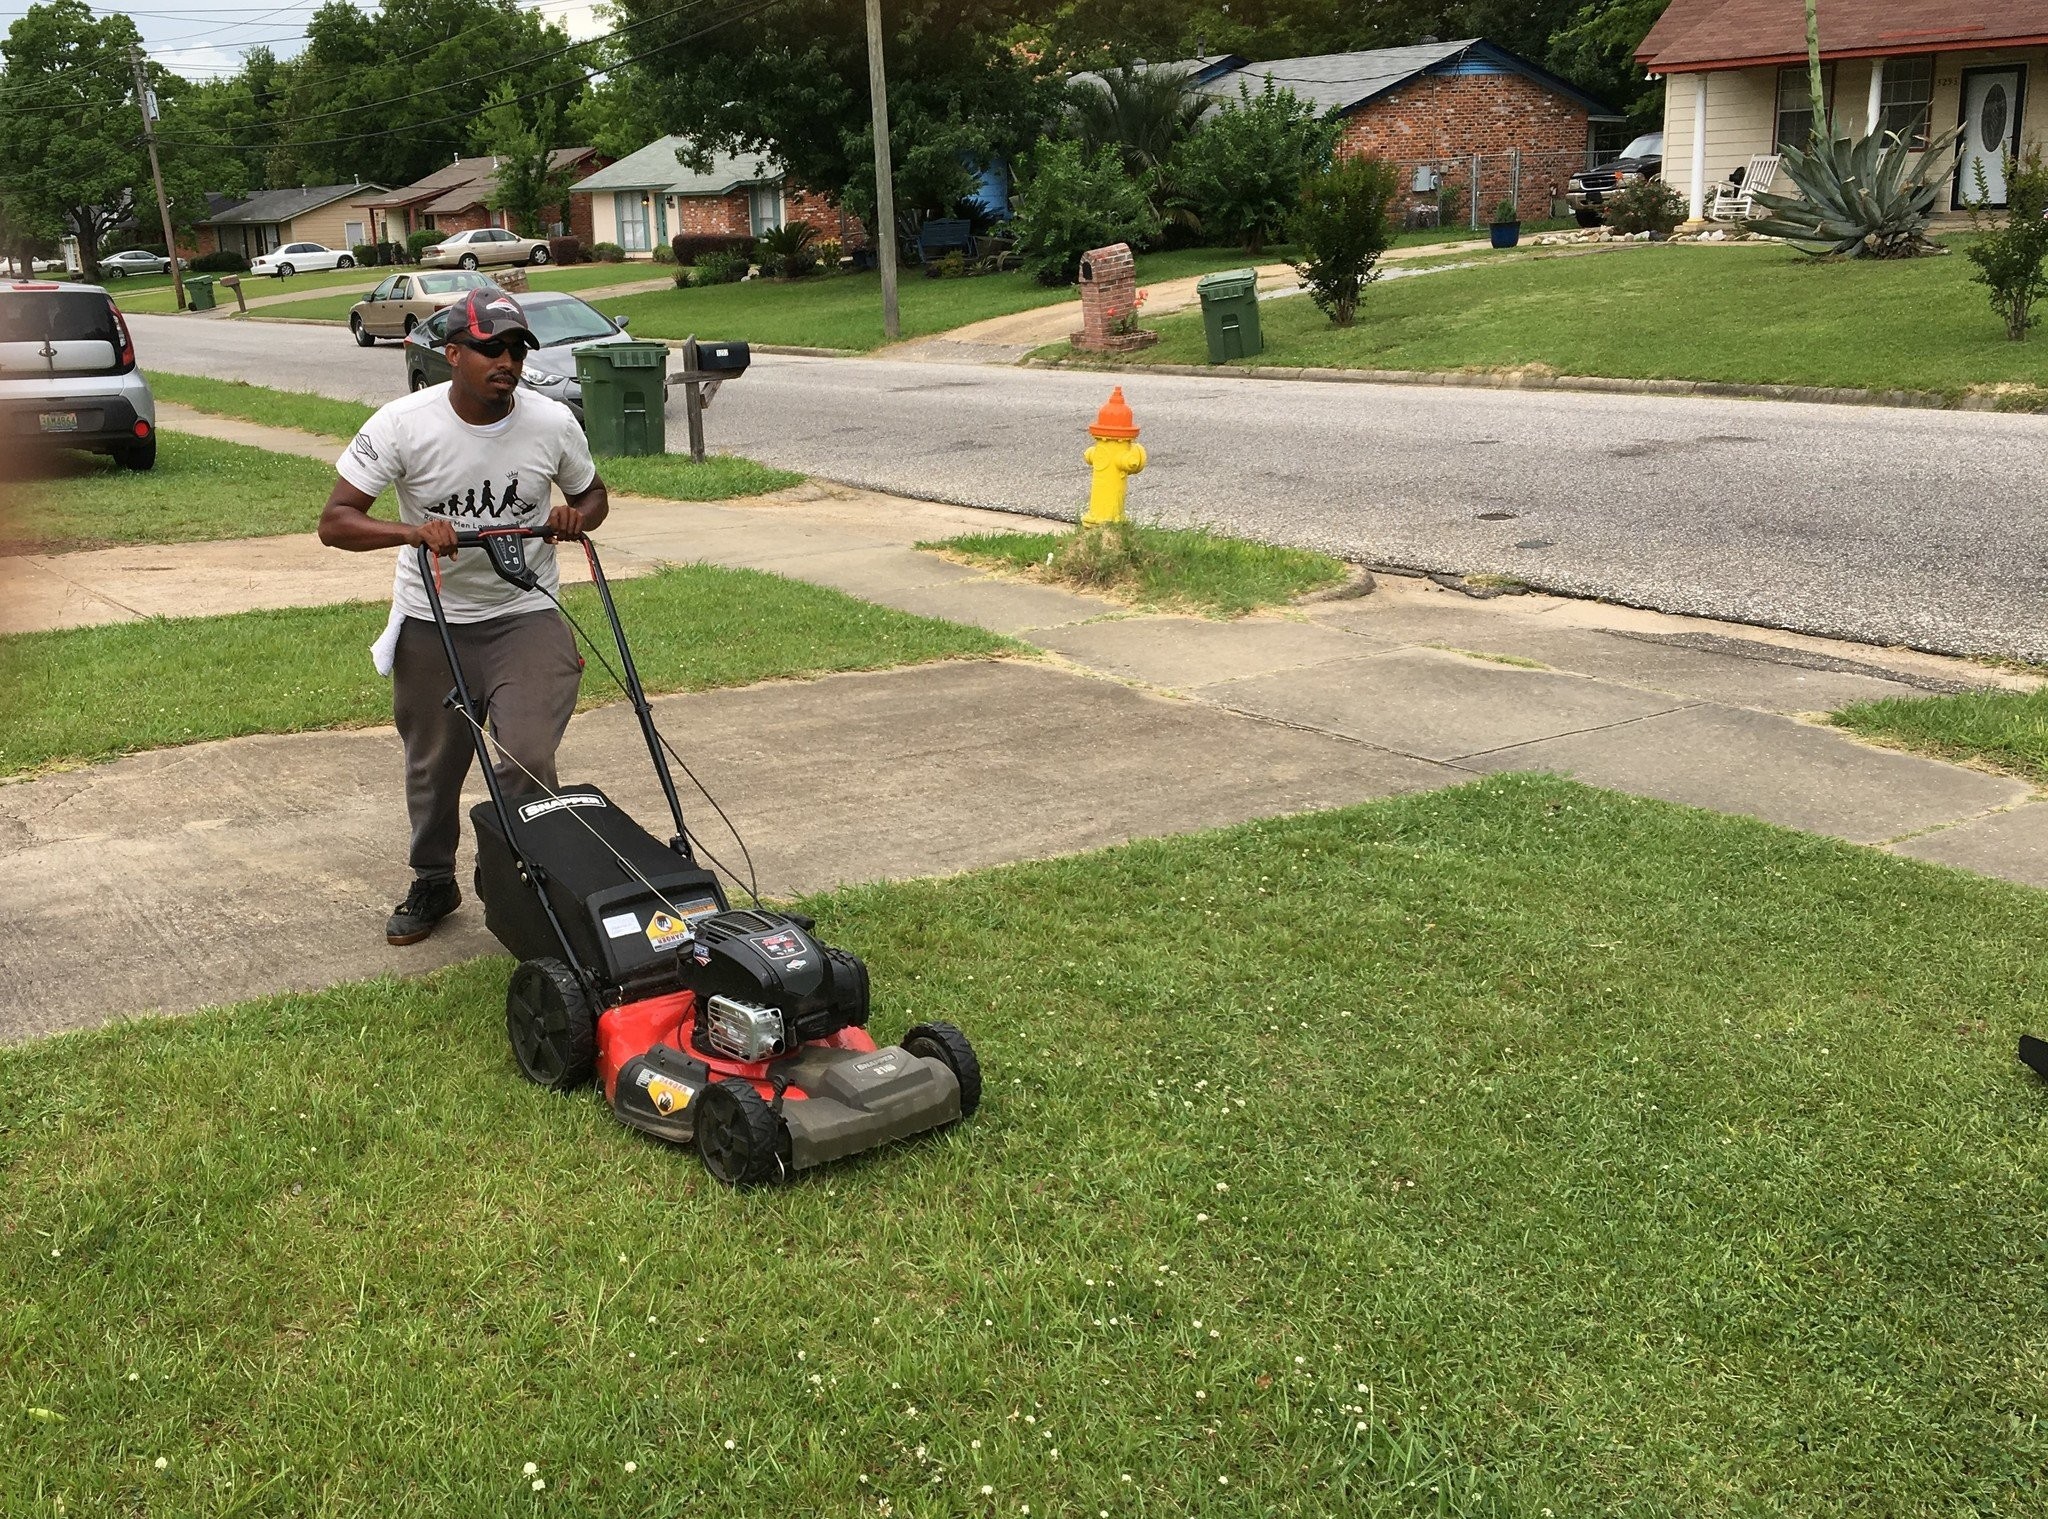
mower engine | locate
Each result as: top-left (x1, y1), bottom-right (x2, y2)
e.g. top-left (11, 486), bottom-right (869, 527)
top-left (684, 908), bottom-right (870, 1060)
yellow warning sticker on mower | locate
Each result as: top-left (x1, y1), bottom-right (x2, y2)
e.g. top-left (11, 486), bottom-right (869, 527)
top-left (645, 1076), bottom-right (693, 1115)
top-left (646, 912), bottom-right (691, 950)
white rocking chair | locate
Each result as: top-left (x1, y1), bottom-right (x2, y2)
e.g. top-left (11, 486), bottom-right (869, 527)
top-left (1708, 154), bottom-right (1782, 221)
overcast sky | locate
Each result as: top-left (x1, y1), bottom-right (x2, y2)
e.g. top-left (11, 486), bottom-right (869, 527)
top-left (0, 0), bottom-right (608, 81)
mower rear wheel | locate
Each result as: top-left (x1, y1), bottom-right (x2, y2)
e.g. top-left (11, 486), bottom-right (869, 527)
top-left (506, 958), bottom-right (597, 1091)
top-left (902, 1021), bottom-right (981, 1118)
top-left (696, 1079), bottom-right (788, 1187)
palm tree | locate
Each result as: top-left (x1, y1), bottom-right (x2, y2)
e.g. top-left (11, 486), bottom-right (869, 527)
top-left (1066, 64), bottom-right (1206, 179)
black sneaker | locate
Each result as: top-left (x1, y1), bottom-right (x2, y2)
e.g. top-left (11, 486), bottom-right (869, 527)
top-left (386, 877), bottom-right (461, 945)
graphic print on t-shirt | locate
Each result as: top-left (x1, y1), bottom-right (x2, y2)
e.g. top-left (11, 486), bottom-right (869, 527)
top-left (437, 474), bottom-right (532, 521)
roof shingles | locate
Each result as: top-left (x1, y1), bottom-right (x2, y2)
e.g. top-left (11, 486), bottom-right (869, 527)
top-left (1639, 0), bottom-right (2048, 70)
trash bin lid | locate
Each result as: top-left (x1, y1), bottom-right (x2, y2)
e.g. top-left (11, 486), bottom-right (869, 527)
top-left (573, 339), bottom-right (670, 371)
top-left (1196, 268), bottom-right (1259, 299)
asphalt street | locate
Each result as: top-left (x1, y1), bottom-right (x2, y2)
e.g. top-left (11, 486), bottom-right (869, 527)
top-left (129, 312), bottom-right (2048, 659)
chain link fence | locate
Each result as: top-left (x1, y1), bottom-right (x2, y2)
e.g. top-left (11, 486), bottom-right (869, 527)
top-left (1383, 148), bottom-right (1607, 229)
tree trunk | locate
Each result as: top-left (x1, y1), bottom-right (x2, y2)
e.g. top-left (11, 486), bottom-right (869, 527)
top-left (70, 210), bottom-right (100, 281)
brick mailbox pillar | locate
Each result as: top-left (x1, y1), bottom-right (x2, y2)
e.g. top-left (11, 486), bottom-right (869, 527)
top-left (1071, 242), bottom-right (1157, 353)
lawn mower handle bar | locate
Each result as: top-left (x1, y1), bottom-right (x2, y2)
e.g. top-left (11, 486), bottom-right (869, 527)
top-left (412, 530), bottom-right (700, 934)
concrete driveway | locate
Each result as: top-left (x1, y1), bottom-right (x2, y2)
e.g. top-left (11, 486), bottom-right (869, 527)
top-left (127, 312), bottom-right (2048, 660)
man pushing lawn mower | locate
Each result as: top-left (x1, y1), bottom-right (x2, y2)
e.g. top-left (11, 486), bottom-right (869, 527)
top-left (317, 288), bottom-right (608, 946)
top-left (313, 287), bottom-right (978, 1185)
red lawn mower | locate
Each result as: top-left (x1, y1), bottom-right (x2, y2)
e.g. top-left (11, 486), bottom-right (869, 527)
top-left (418, 527), bottom-right (980, 1185)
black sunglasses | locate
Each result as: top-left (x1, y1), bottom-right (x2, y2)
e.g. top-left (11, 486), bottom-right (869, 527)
top-left (451, 336), bottom-right (530, 359)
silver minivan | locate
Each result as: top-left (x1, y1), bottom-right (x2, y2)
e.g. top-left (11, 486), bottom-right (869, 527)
top-left (0, 280), bottom-right (156, 469)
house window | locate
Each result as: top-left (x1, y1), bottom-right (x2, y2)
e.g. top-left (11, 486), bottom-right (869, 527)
top-left (615, 191), bottom-right (652, 251)
top-left (1775, 64), bottom-right (1836, 150)
top-left (749, 184), bottom-right (783, 236)
top-left (1879, 55), bottom-right (1935, 148)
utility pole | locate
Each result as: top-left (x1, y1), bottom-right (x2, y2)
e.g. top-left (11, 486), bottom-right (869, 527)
top-left (863, 0), bottom-right (899, 341)
top-left (128, 43), bottom-right (186, 312)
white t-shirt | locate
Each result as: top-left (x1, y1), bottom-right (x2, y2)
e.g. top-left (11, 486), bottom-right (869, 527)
top-left (336, 383), bottom-right (598, 623)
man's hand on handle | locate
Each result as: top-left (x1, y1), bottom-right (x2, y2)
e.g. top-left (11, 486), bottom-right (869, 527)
top-left (410, 518), bottom-right (459, 558)
top-left (543, 502), bottom-right (585, 541)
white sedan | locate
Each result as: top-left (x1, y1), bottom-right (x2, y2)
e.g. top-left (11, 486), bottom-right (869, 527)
top-left (250, 242), bottom-right (356, 278)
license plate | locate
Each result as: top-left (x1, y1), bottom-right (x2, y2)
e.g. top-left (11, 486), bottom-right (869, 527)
top-left (38, 411), bottom-right (78, 433)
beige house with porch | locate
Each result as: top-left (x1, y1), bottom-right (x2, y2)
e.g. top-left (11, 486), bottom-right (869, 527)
top-left (1639, 0), bottom-right (2048, 217)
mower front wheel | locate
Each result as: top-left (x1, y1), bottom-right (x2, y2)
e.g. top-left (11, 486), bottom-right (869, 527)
top-left (506, 957), bottom-right (597, 1091)
top-left (902, 1021), bottom-right (981, 1118)
top-left (696, 1079), bottom-right (789, 1187)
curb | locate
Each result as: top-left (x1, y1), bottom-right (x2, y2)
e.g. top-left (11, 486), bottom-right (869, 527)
top-left (1025, 358), bottom-right (2005, 413)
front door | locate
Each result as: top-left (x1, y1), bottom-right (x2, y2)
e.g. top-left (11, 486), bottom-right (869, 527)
top-left (1956, 66), bottom-right (2026, 207)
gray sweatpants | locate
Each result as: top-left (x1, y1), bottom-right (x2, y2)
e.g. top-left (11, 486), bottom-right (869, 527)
top-left (391, 610), bottom-right (582, 882)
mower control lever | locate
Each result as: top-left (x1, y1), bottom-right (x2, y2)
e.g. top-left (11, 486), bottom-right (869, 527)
top-left (450, 528), bottom-right (572, 593)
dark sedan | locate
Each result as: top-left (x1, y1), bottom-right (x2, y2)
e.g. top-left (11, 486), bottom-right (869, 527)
top-left (402, 289), bottom-right (668, 420)
top-left (1568, 132), bottom-right (1664, 226)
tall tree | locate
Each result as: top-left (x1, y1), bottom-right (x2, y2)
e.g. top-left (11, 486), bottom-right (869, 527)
top-left (473, 83), bottom-right (575, 235)
top-left (1546, 0), bottom-right (1671, 129)
top-left (273, 0), bottom-right (586, 189)
top-left (612, 0), bottom-right (1059, 221)
top-left (0, 0), bottom-right (220, 278)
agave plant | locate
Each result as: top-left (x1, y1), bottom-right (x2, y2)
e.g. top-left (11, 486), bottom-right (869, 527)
top-left (1747, 125), bottom-right (1959, 257)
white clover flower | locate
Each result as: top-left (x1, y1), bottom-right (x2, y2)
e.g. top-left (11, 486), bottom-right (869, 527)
top-left (1214, 1182), bottom-right (1228, 1193)
top-left (981, 1484), bottom-right (994, 1496)
top-left (617, 1252), bottom-right (628, 1264)
top-left (127, 1372), bottom-right (140, 1382)
top-left (523, 1463), bottom-right (538, 1477)
top-left (1219, 1475), bottom-right (1230, 1485)
top-left (531, 1478), bottom-right (545, 1492)
top-left (153, 1458), bottom-right (168, 1471)
top-left (624, 1461), bottom-right (637, 1474)
top-left (1193, 1319), bottom-right (1202, 1328)
top-left (971, 1439), bottom-right (982, 1449)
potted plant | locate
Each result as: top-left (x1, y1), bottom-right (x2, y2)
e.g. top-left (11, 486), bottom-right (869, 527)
top-left (1489, 199), bottom-right (1521, 249)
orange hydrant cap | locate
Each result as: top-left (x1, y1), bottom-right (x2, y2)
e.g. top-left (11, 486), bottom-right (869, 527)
top-left (1089, 386), bottom-right (1141, 440)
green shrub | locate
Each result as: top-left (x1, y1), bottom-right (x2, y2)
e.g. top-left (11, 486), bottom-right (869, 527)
top-left (351, 243), bottom-right (381, 267)
top-left (1966, 153), bottom-right (2048, 339)
top-left (1168, 79), bottom-right (1337, 253)
top-left (816, 238), bottom-right (843, 266)
top-left (755, 222), bottom-right (819, 279)
top-left (1011, 139), bottom-right (1159, 287)
top-left (692, 249), bottom-right (751, 285)
top-left (1287, 154), bottom-right (1399, 327)
top-left (189, 249), bottom-right (249, 274)
top-left (652, 243), bottom-right (677, 264)
top-left (406, 228), bottom-right (444, 256)
top-left (590, 241), bottom-right (626, 263)
top-left (1490, 199), bottom-right (1519, 225)
top-left (1606, 177), bottom-right (1686, 236)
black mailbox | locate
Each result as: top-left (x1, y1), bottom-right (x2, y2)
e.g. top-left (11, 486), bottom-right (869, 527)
top-left (694, 340), bottom-right (749, 375)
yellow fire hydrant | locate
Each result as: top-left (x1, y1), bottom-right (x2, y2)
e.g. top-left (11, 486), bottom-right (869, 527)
top-left (1082, 386), bottom-right (1146, 525)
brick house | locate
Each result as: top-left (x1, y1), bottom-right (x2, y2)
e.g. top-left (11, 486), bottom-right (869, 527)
top-left (569, 135), bottom-right (866, 257)
top-left (1198, 40), bottom-right (1622, 222)
top-left (189, 183), bottom-right (388, 259)
top-left (1640, 0), bottom-right (2048, 216)
top-left (354, 149), bottom-right (606, 247)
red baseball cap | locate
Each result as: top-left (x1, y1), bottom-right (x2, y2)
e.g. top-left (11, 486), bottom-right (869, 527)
top-left (449, 288), bottom-right (538, 350)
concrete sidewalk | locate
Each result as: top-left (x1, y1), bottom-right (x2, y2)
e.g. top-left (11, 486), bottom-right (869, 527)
top-left (4, 409), bottom-right (2043, 1039)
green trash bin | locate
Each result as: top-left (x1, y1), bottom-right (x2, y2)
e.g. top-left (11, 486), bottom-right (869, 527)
top-left (185, 276), bottom-right (216, 312)
top-left (1196, 268), bottom-right (1262, 362)
top-left (574, 340), bottom-right (671, 456)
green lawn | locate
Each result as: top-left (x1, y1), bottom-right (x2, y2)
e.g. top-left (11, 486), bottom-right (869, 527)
top-left (1108, 242), bottom-right (2048, 399)
top-left (7, 777), bottom-right (2048, 1514)
top-left (930, 523), bottom-right (1347, 616)
top-left (0, 565), bottom-right (1013, 775)
top-left (1835, 686), bottom-right (2048, 785)
top-left (111, 264), bottom-right (382, 315)
top-left (147, 372), bottom-right (375, 438)
top-left (250, 264), bottom-right (675, 324)
top-left (591, 247), bottom-right (1287, 351)
top-left (4, 432), bottom-right (336, 554)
